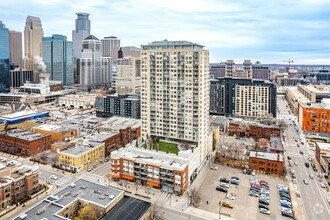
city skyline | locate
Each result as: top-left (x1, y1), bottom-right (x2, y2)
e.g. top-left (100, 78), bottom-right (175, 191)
top-left (1, 0), bottom-right (330, 64)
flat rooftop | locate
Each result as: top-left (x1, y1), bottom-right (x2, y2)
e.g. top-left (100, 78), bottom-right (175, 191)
top-left (15, 179), bottom-right (124, 220)
top-left (60, 141), bottom-right (103, 156)
top-left (112, 143), bottom-right (188, 171)
top-left (316, 142), bottom-right (330, 152)
top-left (101, 116), bottom-right (141, 129)
top-left (270, 137), bottom-right (284, 151)
top-left (1, 129), bottom-right (49, 141)
top-left (101, 196), bottom-right (151, 220)
top-left (230, 119), bottom-right (280, 129)
top-left (211, 116), bottom-right (229, 125)
top-left (87, 132), bottom-right (119, 142)
top-left (0, 110), bottom-right (48, 120)
top-left (249, 151), bottom-right (283, 162)
top-left (35, 124), bottom-right (76, 134)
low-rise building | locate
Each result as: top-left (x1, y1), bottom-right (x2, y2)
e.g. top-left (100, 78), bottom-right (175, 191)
top-left (58, 141), bottom-right (105, 172)
top-left (0, 110), bottom-right (49, 125)
top-left (269, 137), bottom-right (284, 153)
top-left (110, 143), bottom-right (190, 196)
top-left (86, 132), bottom-right (121, 156)
top-left (51, 141), bottom-right (75, 153)
top-left (99, 116), bottom-right (141, 145)
top-left (14, 179), bottom-right (151, 220)
top-left (315, 142), bottom-right (330, 176)
top-left (0, 158), bottom-right (40, 211)
top-left (59, 94), bottom-right (95, 109)
top-left (33, 124), bottom-right (77, 142)
top-left (0, 129), bottom-right (51, 157)
top-left (229, 119), bottom-right (281, 139)
top-left (249, 150), bottom-right (284, 175)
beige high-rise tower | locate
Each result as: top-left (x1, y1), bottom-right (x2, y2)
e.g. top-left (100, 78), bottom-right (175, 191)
top-left (141, 40), bottom-right (211, 163)
top-left (116, 56), bottom-right (141, 94)
top-left (24, 16), bottom-right (43, 72)
top-left (9, 30), bottom-right (22, 67)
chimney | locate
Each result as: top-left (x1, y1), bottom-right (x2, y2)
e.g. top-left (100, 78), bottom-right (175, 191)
top-left (277, 154), bottom-right (279, 161)
top-left (118, 47), bottom-right (123, 59)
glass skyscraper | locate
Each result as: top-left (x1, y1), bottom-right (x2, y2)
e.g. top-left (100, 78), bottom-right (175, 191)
top-left (0, 21), bottom-right (10, 92)
top-left (42, 34), bottom-right (74, 86)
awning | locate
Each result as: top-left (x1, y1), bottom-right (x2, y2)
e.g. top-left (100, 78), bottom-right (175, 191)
top-left (147, 181), bottom-right (159, 187)
top-left (109, 173), bottom-right (120, 178)
top-left (122, 175), bottom-right (134, 180)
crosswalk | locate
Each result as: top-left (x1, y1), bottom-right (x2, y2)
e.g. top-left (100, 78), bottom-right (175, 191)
top-left (80, 173), bottom-right (107, 185)
top-left (285, 143), bottom-right (309, 148)
top-left (52, 176), bottom-right (74, 187)
top-left (287, 151), bottom-right (308, 157)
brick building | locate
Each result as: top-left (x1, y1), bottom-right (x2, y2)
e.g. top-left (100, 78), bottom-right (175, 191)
top-left (229, 120), bottom-right (281, 140)
top-left (0, 161), bottom-right (40, 211)
top-left (86, 132), bottom-right (121, 156)
top-left (0, 130), bottom-right (51, 157)
top-left (249, 151), bottom-right (284, 175)
top-left (315, 142), bottom-right (330, 176)
top-left (33, 124), bottom-right (77, 142)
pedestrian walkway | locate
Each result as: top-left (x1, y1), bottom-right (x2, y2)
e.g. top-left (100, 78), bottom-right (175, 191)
top-left (287, 152), bottom-right (308, 158)
top-left (80, 173), bottom-right (107, 185)
top-left (52, 176), bottom-right (74, 187)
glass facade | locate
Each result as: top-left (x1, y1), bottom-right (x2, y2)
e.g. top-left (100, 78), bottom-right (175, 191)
top-left (0, 21), bottom-right (10, 92)
top-left (42, 34), bottom-right (74, 85)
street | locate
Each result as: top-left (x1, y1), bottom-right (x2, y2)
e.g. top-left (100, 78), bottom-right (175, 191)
top-left (277, 95), bottom-right (330, 220)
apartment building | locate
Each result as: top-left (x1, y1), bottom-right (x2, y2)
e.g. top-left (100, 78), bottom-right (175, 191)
top-left (298, 99), bottom-right (330, 137)
top-left (33, 124), bottom-right (77, 142)
top-left (210, 77), bottom-right (277, 118)
top-left (210, 60), bottom-right (269, 80)
top-left (58, 141), bottom-right (105, 172)
top-left (0, 159), bottom-right (39, 211)
top-left (116, 56), bottom-right (141, 94)
top-left (110, 143), bottom-right (192, 195)
top-left (228, 119), bottom-right (280, 139)
top-left (249, 151), bottom-right (284, 175)
top-left (140, 40), bottom-right (211, 168)
top-left (315, 142), bottom-right (330, 176)
top-left (95, 93), bottom-right (140, 119)
top-left (86, 132), bottom-right (121, 156)
top-left (0, 129), bottom-right (51, 157)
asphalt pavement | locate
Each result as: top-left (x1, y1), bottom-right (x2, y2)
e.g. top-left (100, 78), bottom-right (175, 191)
top-left (278, 95), bottom-right (330, 220)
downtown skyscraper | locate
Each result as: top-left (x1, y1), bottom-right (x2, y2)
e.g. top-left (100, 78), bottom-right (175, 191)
top-left (24, 16), bottom-right (43, 73)
top-left (9, 30), bottom-right (22, 67)
top-left (42, 34), bottom-right (74, 86)
top-left (0, 20), bottom-right (10, 92)
top-left (72, 13), bottom-right (90, 84)
top-left (140, 40), bottom-right (211, 164)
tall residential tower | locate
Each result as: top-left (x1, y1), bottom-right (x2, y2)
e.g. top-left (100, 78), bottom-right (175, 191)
top-left (42, 34), bottom-right (74, 85)
top-left (72, 13), bottom-right (91, 84)
top-left (141, 40), bottom-right (211, 164)
top-left (9, 30), bottom-right (22, 67)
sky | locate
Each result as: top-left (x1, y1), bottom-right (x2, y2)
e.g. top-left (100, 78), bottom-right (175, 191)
top-left (1, 0), bottom-right (330, 64)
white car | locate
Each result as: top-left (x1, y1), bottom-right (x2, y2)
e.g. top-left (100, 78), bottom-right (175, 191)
top-left (220, 183), bottom-right (230, 188)
top-left (308, 157), bottom-right (312, 162)
top-left (278, 184), bottom-right (286, 189)
top-left (250, 178), bottom-right (258, 184)
top-left (252, 171), bottom-right (255, 176)
top-left (279, 186), bottom-right (288, 190)
top-left (296, 192), bottom-right (301, 197)
top-left (259, 208), bottom-right (270, 215)
top-left (281, 207), bottom-right (292, 213)
top-left (211, 166), bottom-right (218, 170)
top-left (50, 175), bottom-right (57, 180)
top-left (226, 195), bottom-right (235, 200)
top-left (320, 183), bottom-right (327, 188)
top-left (87, 167), bottom-right (93, 172)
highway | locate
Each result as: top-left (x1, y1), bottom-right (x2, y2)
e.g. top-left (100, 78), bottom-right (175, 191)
top-left (277, 95), bottom-right (330, 220)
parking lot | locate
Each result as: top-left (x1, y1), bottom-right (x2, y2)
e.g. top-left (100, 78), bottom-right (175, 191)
top-left (197, 164), bottom-right (289, 220)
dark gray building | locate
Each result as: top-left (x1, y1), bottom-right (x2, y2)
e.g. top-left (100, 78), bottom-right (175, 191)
top-left (210, 63), bottom-right (226, 78)
top-left (252, 63), bottom-right (270, 80)
top-left (210, 77), bottom-right (277, 118)
top-left (96, 93), bottom-right (140, 119)
top-left (10, 68), bottom-right (33, 87)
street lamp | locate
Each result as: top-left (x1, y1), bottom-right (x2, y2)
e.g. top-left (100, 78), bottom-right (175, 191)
top-left (219, 200), bottom-right (221, 219)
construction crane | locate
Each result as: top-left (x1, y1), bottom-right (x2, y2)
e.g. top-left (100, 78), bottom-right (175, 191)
top-left (283, 59), bottom-right (294, 78)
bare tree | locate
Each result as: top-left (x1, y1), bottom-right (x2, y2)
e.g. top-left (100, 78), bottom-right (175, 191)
top-left (151, 204), bottom-right (164, 220)
top-left (187, 188), bottom-right (201, 206)
top-left (180, 140), bottom-right (191, 150)
top-left (51, 155), bottom-right (58, 166)
top-left (147, 138), bottom-right (154, 150)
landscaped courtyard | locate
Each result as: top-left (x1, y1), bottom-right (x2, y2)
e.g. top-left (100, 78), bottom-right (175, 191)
top-left (153, 141), bottom-right (180, 154)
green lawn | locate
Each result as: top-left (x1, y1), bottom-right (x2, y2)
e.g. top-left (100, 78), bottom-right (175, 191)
top-left (153, 141), bottom-right (179, 154)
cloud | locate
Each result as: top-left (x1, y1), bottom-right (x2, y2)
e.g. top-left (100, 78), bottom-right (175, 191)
top-left (1, 0), bottom-right (330, 64)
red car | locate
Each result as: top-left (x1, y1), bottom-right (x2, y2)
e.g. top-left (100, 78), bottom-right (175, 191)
top-left (251, 183), bottom-right (259, 189)
top-left (260, 180), bottom-right (268, 184)
top-left (260, 185), bottom-right (269, 190)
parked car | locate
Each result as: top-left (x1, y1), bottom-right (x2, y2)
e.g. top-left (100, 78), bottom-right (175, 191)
top-left (220, 183), bottom-right (230, 188)
top-left (252, 171), bottom-right (255, 176)
top-left (294, 161), bottom-right (298, 166)
top-left (220, 178), bottom-right (230, 183)
top-left (251, 183), bottom-right (260, 189)
top-left (313, 167), bottom-right (317, 172)
top-left (259, 208), bottom-right (270, 215)
top-left (311, 163), bottom-right (315, 168)
top-left (300, 151), bottom-right (303, 155)
top-left (226, 195), bottom-right (235, 200)
top-left (296, 192), bottom-right (301, 197)
top-left (281, 202), bottom-right (291, 208)
top-left (259, 198), bottom-right (269, 205)
top-left (305, 162), bottom-right (310, 168)
top-left (222, 202), bottom-right (233, 208)
top-left (231, 179), bottom-right (239, 185)
top-left (278, 184), bottom-right (287, 189)
top-left (243, 169), bottom-right (247, 174)
top-left (282, 211), bottom-right (293, 218)
top-left (211, 166), bottom-right (218, 170)
top-left (231, 176), bottom-right (239, 180)
top-left (87, 167), bottom-right (93, 172)
top-left (309, 174), bottom-right (314, 179)
top-left (320, 183), bottom-right (327, 188)
top-left (216, 186), bottom-right (228, 192)
top-left (50, 175), bottom-right (57, 180)
top-left (259, 204), bottom-right (269, 210)
top-left (308, 157), bottom-right (312, 162)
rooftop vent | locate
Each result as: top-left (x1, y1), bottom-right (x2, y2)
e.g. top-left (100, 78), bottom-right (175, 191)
top-left (80, 186), bottom-right (86, 190)
top-left (99, 196), bottom-right (105, 200)
top-left (109, 195), bottom-right (115, 200)
top-left (71, 183), bottom-right (76, 188)
top-left (37, 208), bottom-right (45, 215)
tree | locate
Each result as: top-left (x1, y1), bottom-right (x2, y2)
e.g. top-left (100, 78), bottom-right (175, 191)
top-left (180, 140), bottom-right (191, 150)
top-left (73, 206), bottom-right (97, 220)
top-left (151, 204), bottom-right (164, 220)
top-left (147, 138), bottom-right (154, 150)
top-left (51, 155), bottom-right (58, 166)
top-left (187, 188), bottom-right (201, 206)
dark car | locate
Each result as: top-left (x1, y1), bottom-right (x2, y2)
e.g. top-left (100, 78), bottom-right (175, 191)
top-left (311, 163), bottom-right (315, 168)
top-left (280, 189), bottom-right (289, 194)
top-left (220, 178), bottom-right (230, 183)
top-left (300, 151), bottom-right (303, 155)
top-left (216, 186), bottom-right (228, 192)
top-left (259, 204), bottom-right (269, 210)
top-left (259, 199), bottom-right (269, 205)
top-left (231, 177), bottom-right (239, 180)
top-left (313, 167), bottom-right (317, 171)
top-left (305, 162), bottom-right (310, 168)
top-left (247, 170), bottom-right (252, 175)
top-left (231, 179), bottom-right (239, 185)
top-left (282, 211), bottom-right (293, 218)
